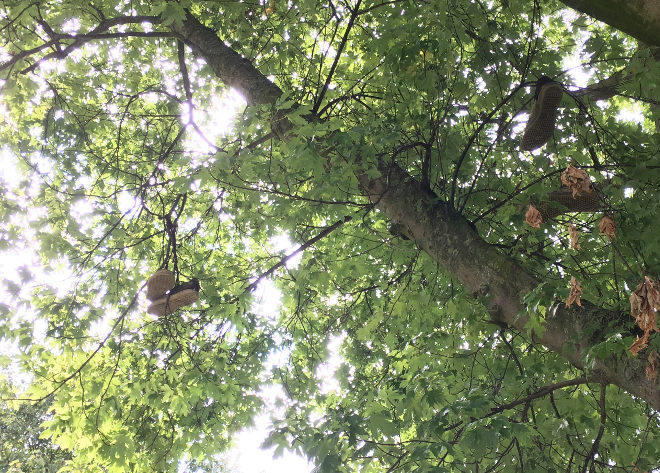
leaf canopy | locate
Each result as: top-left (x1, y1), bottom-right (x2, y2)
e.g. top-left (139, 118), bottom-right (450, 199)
top-left (0, 0), bottom-right (659, 472)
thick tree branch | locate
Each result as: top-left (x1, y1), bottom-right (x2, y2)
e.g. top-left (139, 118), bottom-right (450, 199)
top-left (573, 69), bottom-right (629, 102)
top-left (169, 12), bottom-right (282, 106)
top-left (572, 48), bottom-right (660, 103)
top-left (357, 164), bottom-right (660, 409)
top-left (558, 0), bottom-right (660, 47)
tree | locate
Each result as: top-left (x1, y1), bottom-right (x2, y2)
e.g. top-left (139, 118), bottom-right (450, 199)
top-left (0, 0), bottom-right (659, 471)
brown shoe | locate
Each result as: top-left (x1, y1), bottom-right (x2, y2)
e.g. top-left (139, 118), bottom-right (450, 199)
top-left (520, 78), bottom-right (563, 151)
top-left (146, 269), bottom-right (175, 301)
top-left (147, 279), bottom-right (200, 316)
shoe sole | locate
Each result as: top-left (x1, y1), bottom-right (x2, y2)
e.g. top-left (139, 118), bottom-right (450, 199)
top-left (146, 269), bottom-right (175, 301)
top-left (520, 83), bottom-right (563, 151)
top-left (148, 288), bottom-right (199, 316)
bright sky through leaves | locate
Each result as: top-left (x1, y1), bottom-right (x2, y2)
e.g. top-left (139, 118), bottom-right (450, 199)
top-left (1, 87), bottom-right (314, 471)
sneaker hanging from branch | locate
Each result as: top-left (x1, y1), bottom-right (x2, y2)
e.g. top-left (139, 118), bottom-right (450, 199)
top-left (146, 269), bottom-right (176, 301)
top-left (520, 76), bottom-right (563, 151)
top-left (148, 278), bottom-right (201, 317)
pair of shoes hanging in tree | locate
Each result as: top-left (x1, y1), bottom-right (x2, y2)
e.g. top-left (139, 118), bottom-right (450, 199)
top-left (520, 76), bottom-right (563, 151)
top-left (146, 269), bottom-right (200, 316)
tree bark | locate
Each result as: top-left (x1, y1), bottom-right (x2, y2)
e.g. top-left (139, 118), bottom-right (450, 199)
top-left (559, 0), bottom-right (660, 47)
top-left (172, 13), bottom-right (660, 410)
top-left (170, 13), bottom-right (282, 105)
top-left (574, 69), bottom-right (629, 102)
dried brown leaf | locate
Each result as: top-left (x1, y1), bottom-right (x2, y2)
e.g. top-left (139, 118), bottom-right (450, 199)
top-left (629, 330), bottom-right (650, 356)
top-left (565, 276), bottom-right (583, 308)
top-left (568, 223), bottom-right (580, 250)
top-left (561, 165), bottom-right (592, 198)
top-left (598, 215), bottom-right (616, 240)
top-left (630, 276), bottom-right (660, 333)
top-left (525, 204), bottom-right (543, 229)
top-left (647, 350), bottom-right (659, 383)
top-left (630, 292), bottom-right (644, 322)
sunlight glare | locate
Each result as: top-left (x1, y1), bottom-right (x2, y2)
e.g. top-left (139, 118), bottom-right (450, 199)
top-left (188, 88), bottom-right (246, 154)
top-left (269, 234), bottom-right (303, 270)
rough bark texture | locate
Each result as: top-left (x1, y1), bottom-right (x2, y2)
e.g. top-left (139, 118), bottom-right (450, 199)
top-left (559, 0), bottom-right (660, 47)
top-left (174, 13), bottom-right (660, 409)
top-left (574, 70), bottom-right (629, 102)
top-left (358, 166), bottom-right (538, 320)
top-left (574, 48), bottom-right (660, 103)
top-left (171, 13), bottom-right (282, 105)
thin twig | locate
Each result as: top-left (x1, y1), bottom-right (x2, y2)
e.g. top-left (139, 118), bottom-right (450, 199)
top-left (449, 83), bottom-right (526, 207)
top-left (2, 287), bottom-right (144, 403)
top-left (581, 383), bottom-right (606, 473)
top-left (312, 0), bottom-right (363, 114)
top-left (244, 215), bottom-right (353, 293)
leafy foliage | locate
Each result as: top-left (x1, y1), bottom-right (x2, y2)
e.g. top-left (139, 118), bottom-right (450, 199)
top-left (0, 0), bottom-right (659, 472)
top-left (0, 379), bottom-right (71, 473)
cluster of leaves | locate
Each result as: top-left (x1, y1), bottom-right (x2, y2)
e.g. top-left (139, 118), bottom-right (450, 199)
top-left (629, 277), bottom-right (660, 362)
top-left (0, 379), bottom-right (71, 473)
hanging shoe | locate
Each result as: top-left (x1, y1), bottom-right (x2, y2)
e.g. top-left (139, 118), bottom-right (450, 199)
top-left (148, 279), bottom-right (200, 316)
top-left (146, 269), bottom-right (176, 301)
top-left (520, 76), bottom-right (563, 151)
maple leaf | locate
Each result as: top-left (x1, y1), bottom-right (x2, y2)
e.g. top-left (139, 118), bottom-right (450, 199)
top-left (598, 215), bottom-right (616, 240)
top-left (630, 276), bottom-right (660, 333)
top-left (561, 165), bottom-right (592, 198)
top-left (568, 223), bottom-right (580, 250)
top-left (565, 276), bottom-right (583, 308)
top-left (525, 204), bottom-right (543, 229)
top-left (647, 350), bottom-right (659, 383)
top-left (629, 330), bottom-right (650, 356)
